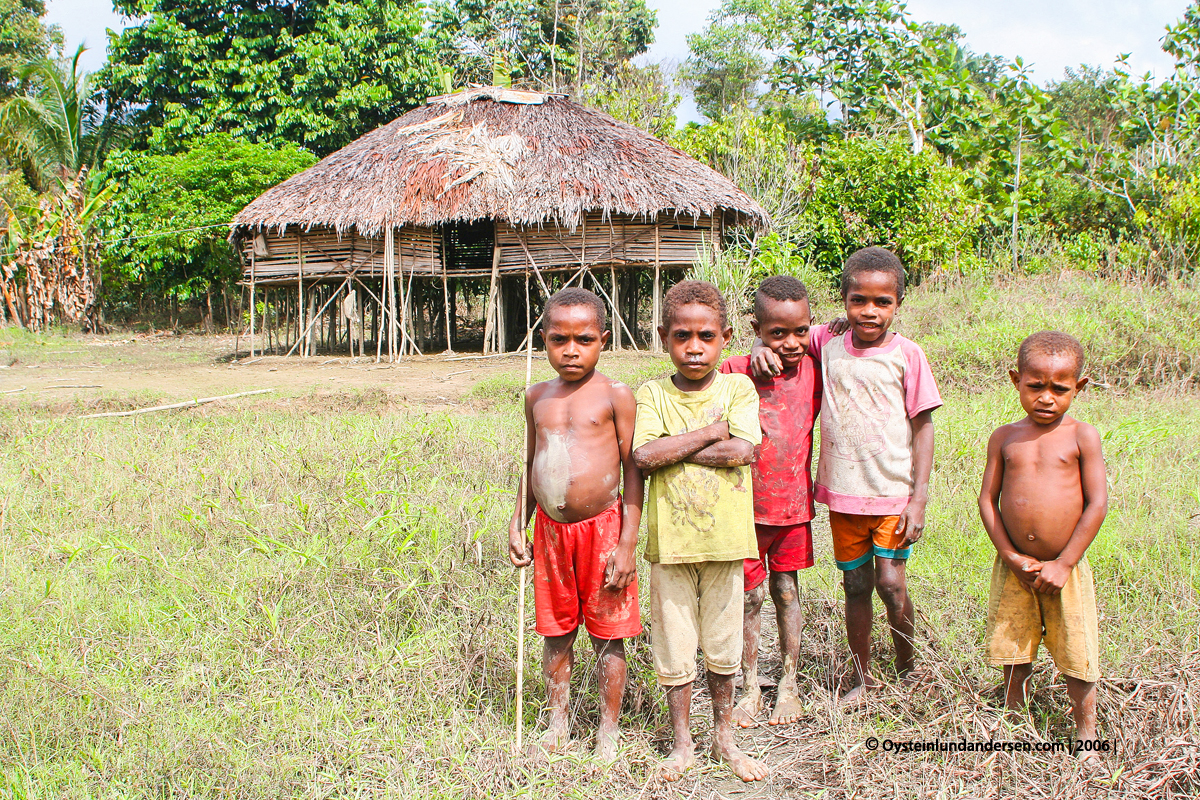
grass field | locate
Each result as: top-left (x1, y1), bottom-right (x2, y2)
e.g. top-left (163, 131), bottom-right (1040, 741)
top-left (1, 273), bottom-right (1199, 798)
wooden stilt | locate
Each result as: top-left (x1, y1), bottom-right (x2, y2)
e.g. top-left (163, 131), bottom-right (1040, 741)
top-left (653, 224), bottom-right (662, 353)
top-left (484, 228), bottom-right (501, 354)
top-left (610, 264), bottom-right (621, 350)
top-left (441, 230), bottom-right (453, 353)
top-left (249, 249), bottom-right (256, 358)
top-left (298, 234), bottom-right (307, 358)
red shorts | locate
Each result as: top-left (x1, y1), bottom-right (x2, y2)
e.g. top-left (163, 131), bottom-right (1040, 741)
top-left (744, 521), bottom-right (814, 591)
top-left (533, 501), bottom-right (642, 640)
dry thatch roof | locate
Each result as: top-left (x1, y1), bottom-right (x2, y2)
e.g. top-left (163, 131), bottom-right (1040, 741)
top-left (231, 87), bottom-right (768, 237)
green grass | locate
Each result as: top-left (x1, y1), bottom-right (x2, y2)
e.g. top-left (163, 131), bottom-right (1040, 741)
top-left (898, 272), bottom-right (1200, 388)
top-left (2, 275), bottom-right (1200, 798)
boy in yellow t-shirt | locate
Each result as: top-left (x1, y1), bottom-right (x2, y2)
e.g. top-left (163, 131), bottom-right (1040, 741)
top-left (633, 281), bottom-right (767, 783)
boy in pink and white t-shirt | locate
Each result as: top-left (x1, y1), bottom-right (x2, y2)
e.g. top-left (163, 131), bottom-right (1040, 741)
top-left (811, 247), bottom-right (941, 704)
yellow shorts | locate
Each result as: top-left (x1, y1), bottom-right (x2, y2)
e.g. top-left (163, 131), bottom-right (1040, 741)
top-left (830, 511), bottom-right (910, 571)
top-left (985, 553), bottom-right (1101, 683)
top-left (649, 561), bottom-right (743, 686)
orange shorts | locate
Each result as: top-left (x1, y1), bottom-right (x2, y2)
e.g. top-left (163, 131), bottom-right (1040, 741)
top-left (533, 501), bottom-right (642, 640)
top-left (829, 511), bottom-right (911, 571)
top-left (744, 522), bottom-right (814, 591)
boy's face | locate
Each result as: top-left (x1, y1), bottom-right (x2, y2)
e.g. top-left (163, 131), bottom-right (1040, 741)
top-left (659, 302), bottom-right (731, 385)
top-left (1009, 354), bottom-right (1088, 426)
top-left (843, 270), bottom-right (900, 347)
top-left (543, 304), bottom-right (608, 381)
top-left (751, 297), bottom-right (812, 370)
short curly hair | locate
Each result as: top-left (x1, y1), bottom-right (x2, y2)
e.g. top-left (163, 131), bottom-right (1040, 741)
top-left (543, 287), bottom-right (607, 331)
top-left (841, 246), bottom-right (906, 302)
top-left (754, 275), bottom-right (809, 320)
top-left (1017, 331), bottom-right (1086, 380)
top-left (662, 280), bottom-right (727, 329)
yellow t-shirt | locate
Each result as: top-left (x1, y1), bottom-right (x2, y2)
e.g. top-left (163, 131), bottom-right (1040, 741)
top-left (634, 372), bottom-right (761, 564)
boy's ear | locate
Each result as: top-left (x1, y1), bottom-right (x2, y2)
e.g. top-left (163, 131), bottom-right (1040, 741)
top-left (657, 324), bottom-right (668, 343)
top-left (1075, 376), bottom-right (1089, 392)
top-left (722, 325), bottom-right (734, 346)
top-left (1009, 368), bottom-right (1021, 388)
top-left (601, 329), bottom-right (611, 347)
top-left (750, 318), bottom-right (761, 336)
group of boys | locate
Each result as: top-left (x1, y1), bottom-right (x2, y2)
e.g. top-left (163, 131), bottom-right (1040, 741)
top-left (508, 246), bottom-right (1108, 781)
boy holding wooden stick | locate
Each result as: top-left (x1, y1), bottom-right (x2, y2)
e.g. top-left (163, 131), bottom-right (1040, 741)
top-left (509, 288), bottom-right (643, 761)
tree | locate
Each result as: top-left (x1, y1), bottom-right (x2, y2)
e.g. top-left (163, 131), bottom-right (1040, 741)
top-left (101, 133), bottom-right (316, 321)
top-left (0, 43), bottom-right (125, 330)
top-left (578, 61), bottom-right (679, 139)
top-left (428, 0), bottom-right (655, 91)
top-left (681, 17), bottom-right (766, 119)
top-left (101, 0), bottom-right (438, 156)
top-left (0, 0), bottom-right (60, 99)
top-left (0, 44), bottom-right (122, 191)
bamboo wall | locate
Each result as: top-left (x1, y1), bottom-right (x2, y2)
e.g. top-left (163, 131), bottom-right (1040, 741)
top-left (239, 211), bottom-right (724, 284)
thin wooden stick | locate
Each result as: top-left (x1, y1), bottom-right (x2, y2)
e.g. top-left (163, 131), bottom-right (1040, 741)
top-left (0, 386), bottom-right (26, 394)
top-left (283, 277), bottom-right (351, 358)
top-left (77, 389), bottom-right (275, 419)
top-left (516, 266), bottom-right (534, 752)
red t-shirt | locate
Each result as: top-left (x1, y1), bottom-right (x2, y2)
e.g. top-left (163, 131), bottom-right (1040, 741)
top-left (719, 353), bottom-right (822, 526)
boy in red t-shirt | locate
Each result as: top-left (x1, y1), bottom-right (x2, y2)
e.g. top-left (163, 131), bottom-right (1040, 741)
top-left (720, 276), bottom-right (821, 726)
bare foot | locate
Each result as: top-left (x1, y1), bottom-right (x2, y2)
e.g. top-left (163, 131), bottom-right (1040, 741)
top-left (769, 687), bottom-right (803, 725)
top-left (659, 744), bottom-right (695, 781)
top-left (711, 738), bottom-right (769, 782)
top-left (529, 718), bottom-right (569, 756)
top-left (594, 724), bottom-right (619, 763)
top-left (733, 689), bottom-right (763, 728)
top-left (839, 677), bottom-right (882, 708)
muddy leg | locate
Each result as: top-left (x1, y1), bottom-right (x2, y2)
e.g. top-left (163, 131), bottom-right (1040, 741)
top-left (875, 557), bottom-right (915, 679)
top-left (1066, 676), bottom-right (1099, 761)
top-left (734, 583), bottom-right (765, 727)
top-left (589, 634), bottom-right (627, 762)
top-left (534, 629), bottom-right (577, 753)
top-left (709, 671), bottom-right (769, 781)
top-left (769, 570), bottom-right (803, 724)
top-left (841, 562), bottom-right (880, 705)
top-left (659, 682), bottom-right (696, 780)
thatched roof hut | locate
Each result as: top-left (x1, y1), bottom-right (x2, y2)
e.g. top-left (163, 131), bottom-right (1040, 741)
top-left (230, 87), bottom-right (767, 358)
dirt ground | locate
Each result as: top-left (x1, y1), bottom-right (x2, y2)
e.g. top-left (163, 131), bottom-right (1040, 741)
top-left (0, 331), bottom-right (668, 411)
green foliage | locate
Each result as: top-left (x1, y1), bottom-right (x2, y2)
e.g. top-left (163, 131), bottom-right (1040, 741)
top-left (0, 44), bottom-right (122, 191)
top-left (101, 134), bottom-right (317, 304)
top-left (578, 62), bottom-right (679, 139)
top-left (425, 0), bottom-right (655, 91)
top-left (101, 0), bottom-right (438, 156)
top-left (0, 0), bottom-right (59, 98)
top-left (680, 15), bottom-right (765, 119)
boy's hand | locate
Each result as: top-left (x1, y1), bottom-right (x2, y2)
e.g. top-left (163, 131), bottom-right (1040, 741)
top-left (604, 542), bottom-right (637, 590)
top-left (828, 317), bottom-right (850, 335)
top-left (896, 500), bottom-right (926, 546)
top-left (1032, 558), bottom-right (1071, 595)
top-left (750, 342), bottom-right (783, 378)
top-left (1004, 553), bottom-right (1043, 587)
top-left (508, 520), bottom-right (532, 568)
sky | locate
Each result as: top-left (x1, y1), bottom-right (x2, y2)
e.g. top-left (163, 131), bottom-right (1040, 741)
top-left (45, 0), bottom-right (1196, 119)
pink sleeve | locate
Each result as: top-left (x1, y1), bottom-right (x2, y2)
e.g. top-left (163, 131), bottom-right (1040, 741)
top-left (808, 324), bottom-right (832, 363)
top-left (900, 338), bottom-right (942, 418)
